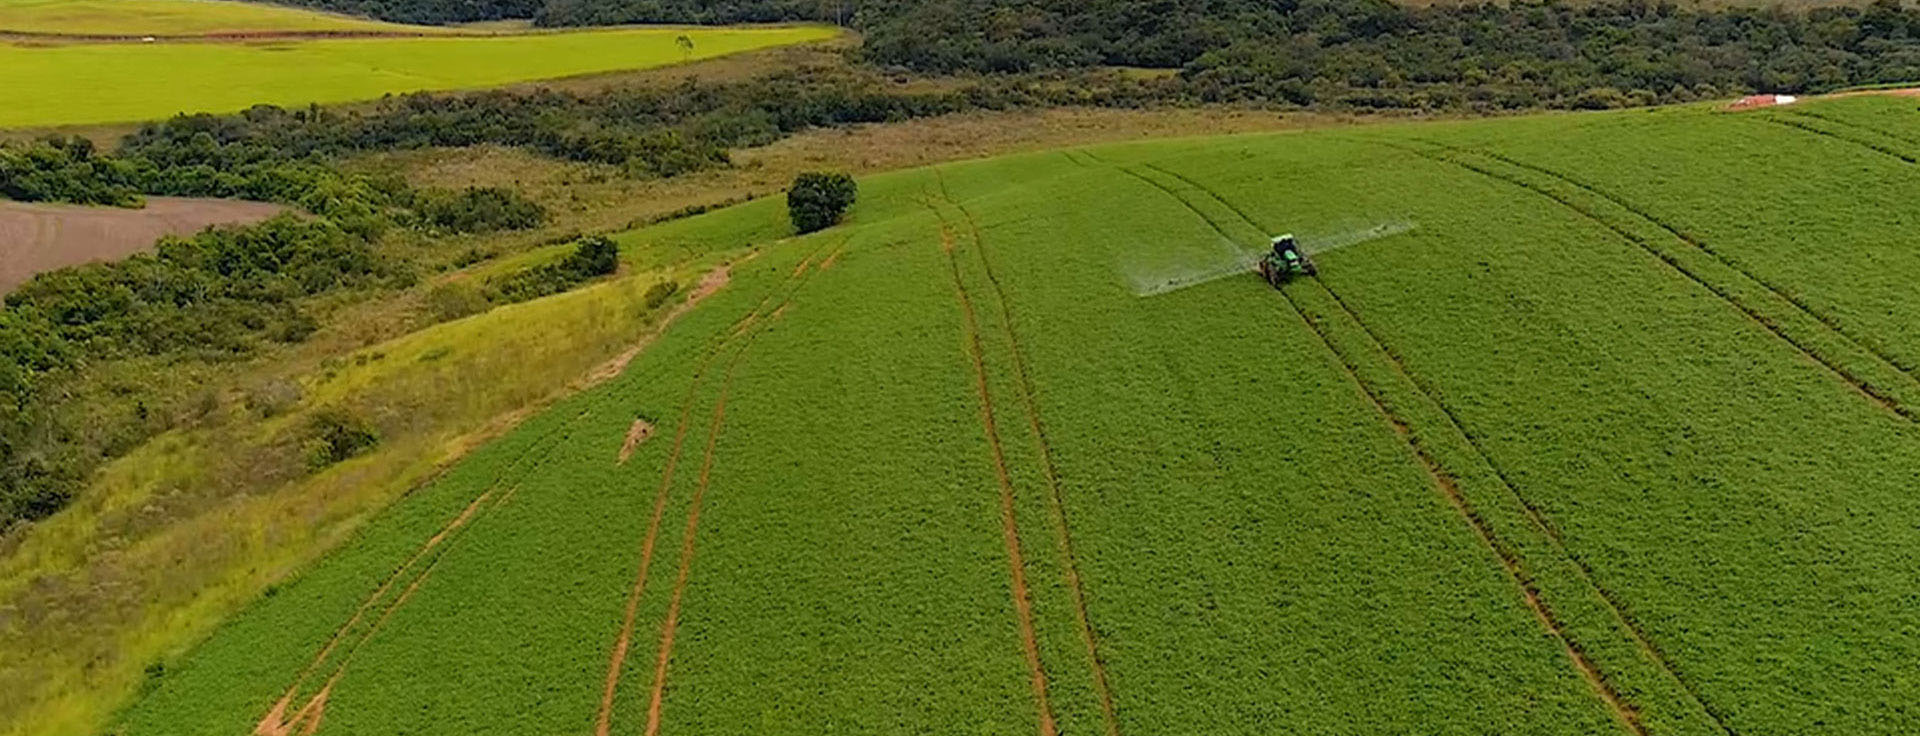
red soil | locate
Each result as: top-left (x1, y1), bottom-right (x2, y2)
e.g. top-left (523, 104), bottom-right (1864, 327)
top-left (938, 218), bottom-right (1059, 736)
top-left (0, 197), bottom-right (286, 293)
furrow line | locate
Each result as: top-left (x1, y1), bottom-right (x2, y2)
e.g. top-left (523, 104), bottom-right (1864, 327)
top-left (928, 200), bottom-right (1060, 736)
top-left (1270, 286), bottom-right (1648, 736)
top-left (1124, 154), bottom-right (1729, 733)
top-left (1782, 107), bottom-right (1920, 148)
top-left (641, 339), bottom-right (746, 736)
top-left (1109, 165), bottom-right (1243, 246)
top-left (934, 171), bottom-right (1123, 736)
top-left (256, 403), bottom-right (587, 734)
top-left (599, 240), bottom-right (835, 736)
top-left (1757, 115), bottom-right (1918, 164)
top-left (1140, 163), bottom-right (1267, 234)
top-left (1302, 277), bottom-right (1740, 736)
top-left (1462, 144), bottom-right (1920, 380)
top-left (642, 244), bottom-right (831, 736)
top-left (1382, 142), bottom-right (1914, 423)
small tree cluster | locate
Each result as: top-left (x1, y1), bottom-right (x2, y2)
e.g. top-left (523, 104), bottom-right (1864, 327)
top-left (487, 235), bottom-right (621, 304)
top-left (788, 172), bottom-right (857, 234)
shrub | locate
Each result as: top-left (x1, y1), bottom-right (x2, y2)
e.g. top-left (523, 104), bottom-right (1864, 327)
top-left (644, 280), bottom-right (680, 310)
top-left (487, 235), bottom-right (622, 305)
top-left (413, 186), bottom-right (546, 234)
top-left (426, 280), bottom-right (490, 322)
top-left (787, 172), bottom-right (858, 234)
top-left (302, 407), bottom-right (380, 470)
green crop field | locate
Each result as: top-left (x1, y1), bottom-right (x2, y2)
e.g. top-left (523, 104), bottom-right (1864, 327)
top-left (0, 0), bottom-right (442, 37)
top-left (0, 25), bottom-right (839, 128)
top-left (104, 95), bottom-right (1920, 736)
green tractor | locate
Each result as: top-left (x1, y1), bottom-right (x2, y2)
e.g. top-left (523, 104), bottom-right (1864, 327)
top-left (1257, 234), bottom-right (1316, 288)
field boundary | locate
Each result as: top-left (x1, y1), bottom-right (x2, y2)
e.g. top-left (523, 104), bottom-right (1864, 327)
top-left (934, 170), bottom-right (1123, 736)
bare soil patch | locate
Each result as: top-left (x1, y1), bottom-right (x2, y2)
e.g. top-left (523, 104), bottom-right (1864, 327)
top-left (0, 196), bottom-right (287, 293)
top-left (618, 418), bottom-right (656, 464)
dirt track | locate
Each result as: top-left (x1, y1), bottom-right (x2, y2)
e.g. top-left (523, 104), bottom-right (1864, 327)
top-left (0, 196), bottom-right (287, 293)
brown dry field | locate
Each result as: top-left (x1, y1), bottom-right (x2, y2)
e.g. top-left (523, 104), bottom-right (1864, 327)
top-left (0, 197), bottom-right (287, 292)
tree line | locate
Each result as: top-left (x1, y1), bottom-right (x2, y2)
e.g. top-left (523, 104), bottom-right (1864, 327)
top-left (286, 0), bottom-right (1920, 110)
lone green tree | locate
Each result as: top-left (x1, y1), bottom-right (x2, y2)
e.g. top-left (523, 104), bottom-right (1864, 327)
top-left (787, 172), bottom-right (858, 234)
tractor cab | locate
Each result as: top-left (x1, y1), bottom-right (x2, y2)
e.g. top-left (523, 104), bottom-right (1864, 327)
top-left (1257, 234), bottom-right (1316, 288)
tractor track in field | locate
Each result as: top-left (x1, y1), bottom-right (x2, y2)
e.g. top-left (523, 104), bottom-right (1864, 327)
top-left (255, 407), bottom-right (588, 735)
top-left (1298, 277), bottom-right (1742, 736)
top-left (1781, 108), bottom-right (1920, 148)
top-left (1116, 155), bottom-right (1715, 735)
top-left (1466, 143), bottom-right (1920, 387)
top-left (934, 171), bottom-right (1124, 736)
top-left (1110, 166), bottom-right (1245, 247)
top-left (1269, 286), bottom-right (1648, 736)
top-left (1378, 141), bottom-right (1917, 424)
top-left (641, 245), bottom-right (828, 736)
top-left (928, 200), bottom-right (1060, 736)
top-left (1755, 115), bottom-right (1918, 164)
top-left (596, 241), bottom-right (833, 736)
top-left (264, 256), bottom-right (753, 734)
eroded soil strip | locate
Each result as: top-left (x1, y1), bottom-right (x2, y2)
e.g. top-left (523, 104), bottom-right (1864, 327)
top-left (1272, 287), bottom-right (1647, 736)
top-left (936, 177), bottom-right (1123, 736)
top-left (932, 205), bottom-right (1060, 736)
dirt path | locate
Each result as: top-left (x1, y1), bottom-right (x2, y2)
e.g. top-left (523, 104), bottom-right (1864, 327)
top-left (933, 211), bottom-right (1059, 736)
top-left (593, 332), bottom-right (732, 736)
top-left (254, 394), bottom-right (595, 735)
top-left (936, 177), bottom-right (1121, 736)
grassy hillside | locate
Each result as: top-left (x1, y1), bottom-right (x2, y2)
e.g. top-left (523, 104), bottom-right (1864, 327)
top-left (0, 0), bottom-right (446, 36)
top-left (89, 93), bottom-right (1920, 736)
top-left (0, 24), bottom-right (840, 128)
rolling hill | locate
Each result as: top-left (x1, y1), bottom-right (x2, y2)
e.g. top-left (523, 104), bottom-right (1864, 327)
top-left (107, 94), bottom-right (1920, 735)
